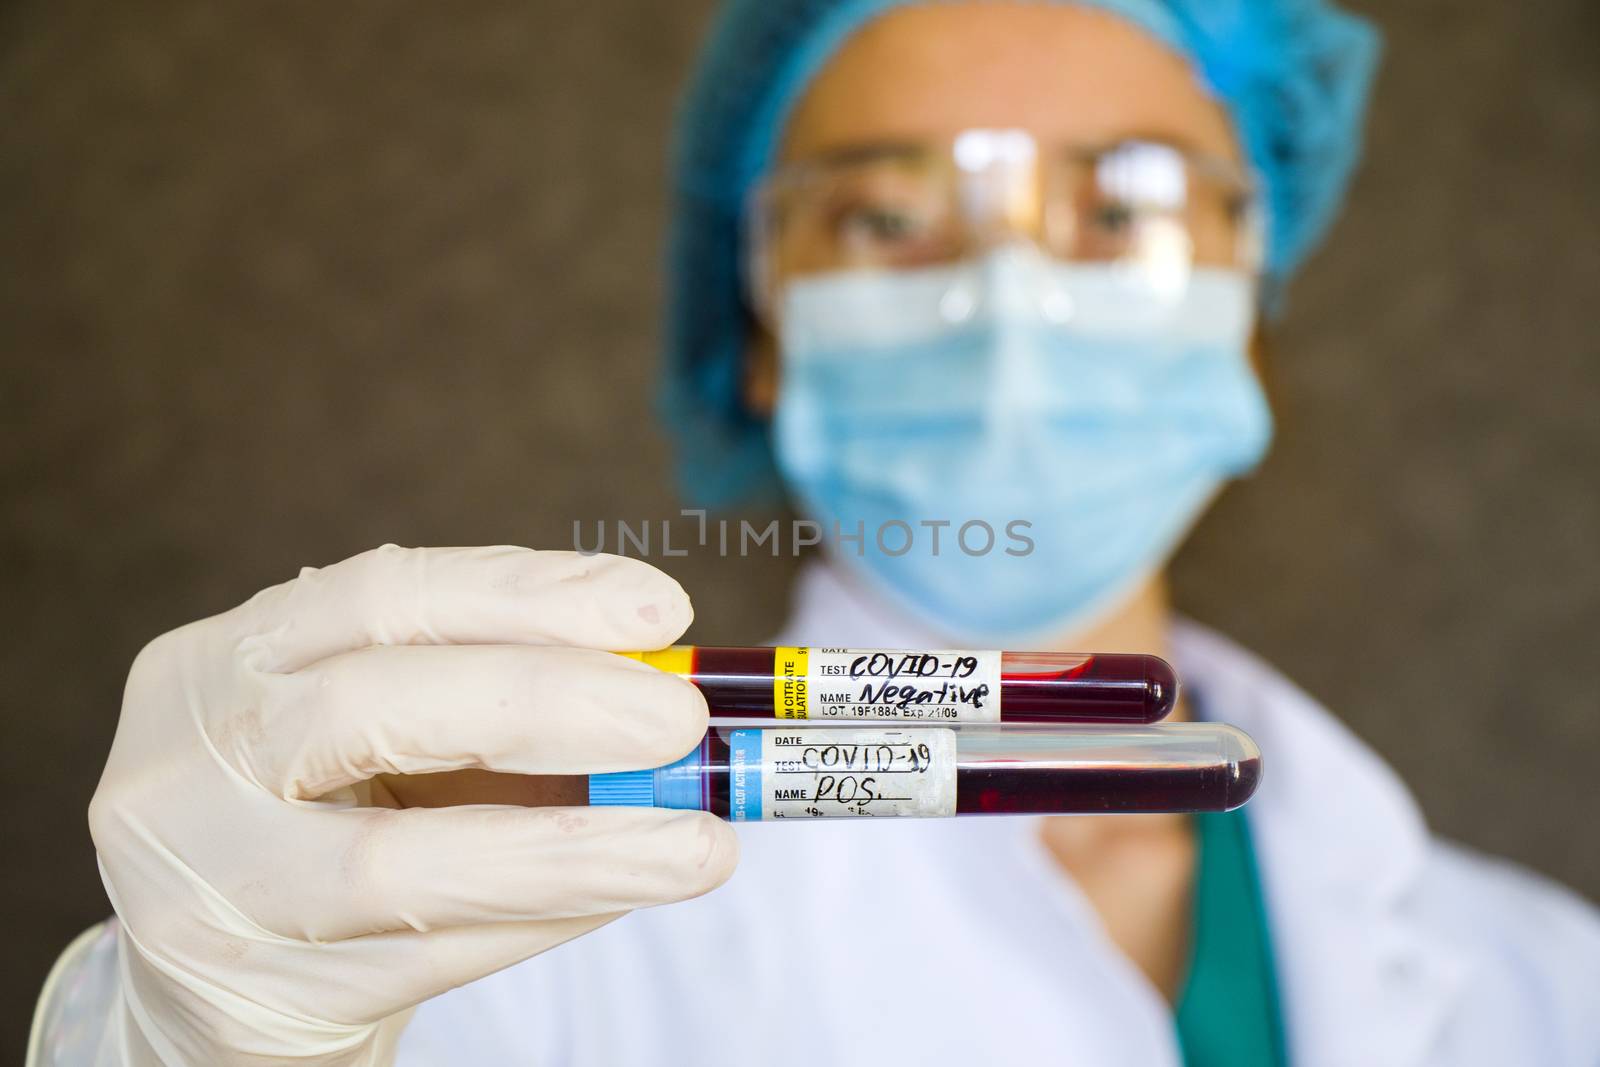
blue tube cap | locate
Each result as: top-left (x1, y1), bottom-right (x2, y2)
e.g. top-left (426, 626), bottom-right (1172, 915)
top-left (589, 769), bottom-right (655, 807)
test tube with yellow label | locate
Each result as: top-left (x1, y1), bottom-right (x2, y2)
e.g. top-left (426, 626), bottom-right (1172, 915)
top-left (619, 645), bottom-right (1176, 724)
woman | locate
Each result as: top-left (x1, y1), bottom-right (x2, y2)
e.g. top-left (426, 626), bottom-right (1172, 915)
top-left (32, 2), bottom-right (1599, 1065)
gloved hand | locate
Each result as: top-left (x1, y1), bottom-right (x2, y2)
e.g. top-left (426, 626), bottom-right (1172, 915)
top-left (87, 545), bottom-right (738, 1067)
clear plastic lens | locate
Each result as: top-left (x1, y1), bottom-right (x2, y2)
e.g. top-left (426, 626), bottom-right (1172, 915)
top-left (748, 131), bottom-right (1260, 321)
top-left (757, 148), bottom-right (966, 279)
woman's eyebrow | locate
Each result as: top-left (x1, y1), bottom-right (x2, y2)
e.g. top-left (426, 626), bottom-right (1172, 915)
top-left (1049, 129), bottom-right (1210, 159)
top-left (785, 140), bottom-right (934, 169)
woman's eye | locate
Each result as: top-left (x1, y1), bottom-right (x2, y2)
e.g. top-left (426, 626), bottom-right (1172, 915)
top-left (1089, 200), bottom-right (1137, 234)
top-left (838, 206), bottom-right (925, 245)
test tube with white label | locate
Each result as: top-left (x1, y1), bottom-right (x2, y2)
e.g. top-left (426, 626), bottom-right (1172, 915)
top-left (618, 646), bottom-right (1176, 723)
top-left (588, 723), bottom-right (1259, 820)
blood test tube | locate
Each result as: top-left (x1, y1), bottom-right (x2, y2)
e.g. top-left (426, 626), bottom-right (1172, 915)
top-left (588, 723), bottom-right (1259, 820)
top-left (618, 646), bottom-right (1176, 724)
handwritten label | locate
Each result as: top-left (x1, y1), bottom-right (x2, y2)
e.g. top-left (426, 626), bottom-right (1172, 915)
top-left (730, 728), bottom-right (958, 819)
top-left (774, 647), bottom-right (1001, 722)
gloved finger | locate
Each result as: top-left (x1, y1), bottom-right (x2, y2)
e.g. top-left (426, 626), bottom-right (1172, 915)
top-left (235, 545), bottom-right (692, 673)
top-left (349, 913), bottom-right (625, 1023)
top-left (240, 914), bottom-right (626, 1028)
top-left (255, 644), bottom-right (707, 800)
top-left (245, 806), bottom-right (738, 943)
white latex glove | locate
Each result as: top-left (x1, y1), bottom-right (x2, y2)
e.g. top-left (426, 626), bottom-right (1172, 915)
top-left (86, 545), bottom-right (738, 1067)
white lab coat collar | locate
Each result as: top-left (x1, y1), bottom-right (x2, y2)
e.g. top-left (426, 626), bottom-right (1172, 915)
top-left (777, 561), bottom-right (1474, 1066)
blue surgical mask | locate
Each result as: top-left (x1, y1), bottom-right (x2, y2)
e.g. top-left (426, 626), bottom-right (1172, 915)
top-left (772, 248), bottom-right (1273, 644)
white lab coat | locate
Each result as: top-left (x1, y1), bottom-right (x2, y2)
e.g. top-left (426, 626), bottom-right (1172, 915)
top-left (398, 562), bottom-right (1600, 1066)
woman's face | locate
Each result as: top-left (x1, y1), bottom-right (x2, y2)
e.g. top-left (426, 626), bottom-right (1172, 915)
top-left (747, 2), bottom-right (1248, 410)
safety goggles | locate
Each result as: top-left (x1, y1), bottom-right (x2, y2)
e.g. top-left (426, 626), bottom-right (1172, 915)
top-left (746, 128), bottom-right (1263, 322)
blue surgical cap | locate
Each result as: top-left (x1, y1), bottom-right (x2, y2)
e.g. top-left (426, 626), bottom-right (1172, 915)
top-left (661, 0), bottom-right (1381, 508)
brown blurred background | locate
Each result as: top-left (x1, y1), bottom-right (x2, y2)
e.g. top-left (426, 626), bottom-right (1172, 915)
top-left (3, 0), bottom-right (1598, 1056)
